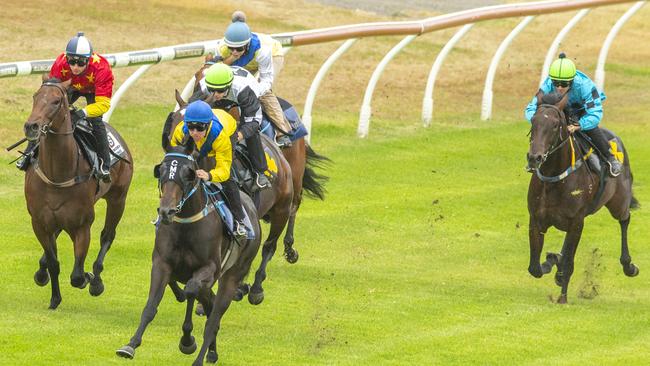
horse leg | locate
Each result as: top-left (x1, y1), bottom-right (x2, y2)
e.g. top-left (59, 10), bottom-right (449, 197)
top-left (528, 217), bottom-right (546, 278)
top-left (179, 297), bottom-right (197, 354)
top-left (186, 263), bottom-right (217, 316)
top-left (192, 273), bottom-right (239, 366)
top-left (618, 215), bottom-right (639, 277)
top-left (198, 289), bottom-right (218, 363)
top-left (283, 208), bottom-right (300, 264)
top-left (169, 280), bottom-right (187, 302)
top-left (70, 226), bottom-right (94, 290)
top-left (34, 230), bottom-right (62, 287)
top-left (91, 197), bottom-right (127, 296)
top-left (116, 258), bottom-right (172, 359)
top-left (33, 226), bottom-right (62, 309)
top-left (249, 213), bottom-right (289, 305)
top-left (556, 222), bottom-right (584, 304)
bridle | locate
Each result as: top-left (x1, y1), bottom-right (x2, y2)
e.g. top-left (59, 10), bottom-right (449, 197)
top-left (29, 82), bottom-right (75, 139)
top-left (158, 152), bottom-right (201, 214)
top-left (530, 104), bottom-right (584, 183)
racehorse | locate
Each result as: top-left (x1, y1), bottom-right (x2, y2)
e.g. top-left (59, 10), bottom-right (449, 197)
top-left (116, 141), bottom-right (262, 365)
top-left (526, 91), bottom-right (639, 304)
top-left (166, 92), bottom-right (295, 304)
top-left (23, 79), bottom-right (133, 309)
top-left (192, 60), bottom-right (330, 264)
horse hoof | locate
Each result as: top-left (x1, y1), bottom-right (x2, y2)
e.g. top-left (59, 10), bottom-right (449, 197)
top-left (624, 264), bottom-right (639, 277)
top-left (34, 270), bottom-right (49, 287)
top-left (207, 350), bottom-right (218, 363)
top-left (48, 297), bottom-right (61, 310)
top-left (179, 336), bottom-right (197, 354)
top-left (248, 291), bottom-right (264, 305)
top-left (557, 294), bottom-right (567, 304)
top-left (195, 303), bottom-right (205, 317)
top-left (234, 283), bottom-right (250, 301)
top-left (116, 345), bottom-right (135, 359)
top-left (285, 249), bottom-right (299, 264)
top-left (89, 280), bottom-right (105, 297)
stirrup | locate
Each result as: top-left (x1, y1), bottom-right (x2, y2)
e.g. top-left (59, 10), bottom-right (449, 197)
top-left (276, 135), bottom-right (292, 148)
top-left (234, 220), bottom-right (247, 239)
top-left (607, 159), bottom-right (622, 177)
top-left (16, 155), bottom-right (30, 171)
top-left (98, 159), bottom-right (112, 183)
top-left (255, 173), bottom-right (271, 189)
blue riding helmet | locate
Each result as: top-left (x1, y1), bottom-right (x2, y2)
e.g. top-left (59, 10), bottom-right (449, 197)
top-left (224, 21), bottom-right (252, 48)
top-left (65, 32), bottom-right (93, 58)
top-left (184, 100), bottom-right (215, 124)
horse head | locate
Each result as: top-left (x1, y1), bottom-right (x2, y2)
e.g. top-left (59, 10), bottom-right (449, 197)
top-left (527, 91), bottom-right (569, 171)
top-left (154, 139), bottom-right (198, 224)
top-left (24, 79), bottom-right (72, 141)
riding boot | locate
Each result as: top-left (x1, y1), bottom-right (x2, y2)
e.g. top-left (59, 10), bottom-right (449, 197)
top-left (16, 140), bottom-right (38, 171)
top-left (245, 133), bottom-right (271, 189)
top-left (222, 179), bottom-right (247, 239)
top-left (584, 127), bottom-right (622, 177)
top-left (90, 117), bottom-right (112, 183)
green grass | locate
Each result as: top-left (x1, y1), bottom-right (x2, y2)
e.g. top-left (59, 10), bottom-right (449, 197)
top-left (2, 103), bottom-right (650, 365)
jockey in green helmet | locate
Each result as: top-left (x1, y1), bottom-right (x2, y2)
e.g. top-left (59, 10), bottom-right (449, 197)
top-left (525, 53), bottom-right (622, 177)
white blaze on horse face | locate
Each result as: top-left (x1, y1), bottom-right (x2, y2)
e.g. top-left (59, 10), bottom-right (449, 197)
top-left (169, 160), bottom-right (178, 180)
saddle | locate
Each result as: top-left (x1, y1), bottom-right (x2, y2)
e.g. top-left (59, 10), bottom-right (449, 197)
top-left (573, 128), bottom-right (624, 176)
top-left (230, 140), bottom-right (278, 197)
top-left (28, 113), bottom-right (128, 180)
top-left (203, 182), bottom-right (255, 241)
top-left (260, 97), bottom-right (308, 142)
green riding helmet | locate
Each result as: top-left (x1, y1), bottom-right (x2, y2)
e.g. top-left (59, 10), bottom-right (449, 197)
top-left (205, 63), bottom-right (234, 90)
top-left (548, 53), bottom-right (576, 81)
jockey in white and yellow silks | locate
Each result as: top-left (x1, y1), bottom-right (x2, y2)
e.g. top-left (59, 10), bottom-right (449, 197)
top-left (217, 11), bottom-right (293, 148)
top-left (170, 100), bottom-right (246, 238)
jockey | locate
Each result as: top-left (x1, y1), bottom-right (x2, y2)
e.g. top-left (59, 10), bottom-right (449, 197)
top-left (170, 100), bottom-right (247, 239)
top-left (525, 53), bottom-right (622, 177)
top-left (192, 62), bottom-right (272, 190)
top-left (216, 11), bottom-right (293, 148)
top-left (17, 32), bottom-right (113, 182)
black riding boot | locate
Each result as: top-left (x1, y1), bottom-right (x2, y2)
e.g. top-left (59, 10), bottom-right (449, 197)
top-left (222, 179), bottom-right (247, 239)
top-left (584, 127), bottom-right (622, 177)
top-left (90, 117), bottom-right (112, 182)
top-left (245, 133), bottom-right (271, 189)
top-left (16, 140), bottom-right (38, 171)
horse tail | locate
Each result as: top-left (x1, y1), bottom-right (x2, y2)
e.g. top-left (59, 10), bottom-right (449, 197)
top-left (302, 143), bottom-right (331, 200)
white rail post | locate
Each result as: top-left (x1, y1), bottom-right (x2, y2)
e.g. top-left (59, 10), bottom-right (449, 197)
top-left (421, 24), bottom-right (474, 127)
top-left (303, 39), bottom-right (357, 144)
top-left (358, 35), bottom-right (418, 138)
top-left (103, 64), bottom-right (153, 123)
top-left (481, 16), bottom-right (535, 121)
top-left (539, 9), bottom-right (591, 87)
top-left (595, 1), bottom-right (646, 90)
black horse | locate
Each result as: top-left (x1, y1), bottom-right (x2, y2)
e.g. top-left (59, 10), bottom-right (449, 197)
top-left (526, 92), bottom-right (639, 304)
top-left (116, 141), bottom-right (261, 365)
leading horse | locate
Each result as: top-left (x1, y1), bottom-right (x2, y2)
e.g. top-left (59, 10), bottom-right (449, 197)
top-left (526, 92), bottom-right (639, 304)
top-left (117, 142), bottom-right (262, 365)
top-left (23, 79), bottom-right (133, 309)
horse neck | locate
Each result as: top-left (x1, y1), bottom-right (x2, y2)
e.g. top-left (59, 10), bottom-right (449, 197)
top-left (540, 131), bottom-right (573, 177)
top-left (178, 181), bottom-right (207, 217)
top-left (38, 115), bottom-right (79, 180)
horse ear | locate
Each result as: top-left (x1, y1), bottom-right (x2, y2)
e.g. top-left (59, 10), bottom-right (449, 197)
top-left (557, 92), bottom-right (569, 110)
top-left (162, 112), bottom-right (174, 151)
top-left (175, 89), bottom-right (187, 108)
top-left (61, 79), bottom-right (72, 89)
top-left (153, 164), bottom-right (161, 178)
top-left (184, 137), bottom-right (195, 155)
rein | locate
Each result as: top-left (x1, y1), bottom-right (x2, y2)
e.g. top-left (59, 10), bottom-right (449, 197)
top-left (31, 82), bottom-right (92, 187)
top-left (532, 104), bottom-right (584, 183)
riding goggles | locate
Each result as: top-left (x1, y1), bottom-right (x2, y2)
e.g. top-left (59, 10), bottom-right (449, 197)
top-left (207, 86), bottom-right (230, 94)
top-left (552, 80), bottom-right (572, 88)
top-left (186, 122), bottom-right (208, 132)
top-left (67, 56), bottom-right (88, 67)
top-left (228, 46), bottom-right (246, 52)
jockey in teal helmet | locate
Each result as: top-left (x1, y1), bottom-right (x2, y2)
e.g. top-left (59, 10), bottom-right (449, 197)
top-left (218, 11), bottom-right (293, 148)
top-left (525, 53), bottom-right (622, 177)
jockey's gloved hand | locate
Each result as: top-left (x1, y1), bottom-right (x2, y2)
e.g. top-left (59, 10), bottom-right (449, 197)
top-left (71, 108), bottom-right (86, 123)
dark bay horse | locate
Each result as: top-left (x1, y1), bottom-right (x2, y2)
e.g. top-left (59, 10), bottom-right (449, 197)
top-left (23, 79), bottom-right (133, 309)
top-left (117, 142), bottom-right (261, 365)
top-left (192, 61), bottom-right (330, 264)
top-left (526, 92), bottom-right (639, 304)
top-left (166, 92), bottom-right (294, 304)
